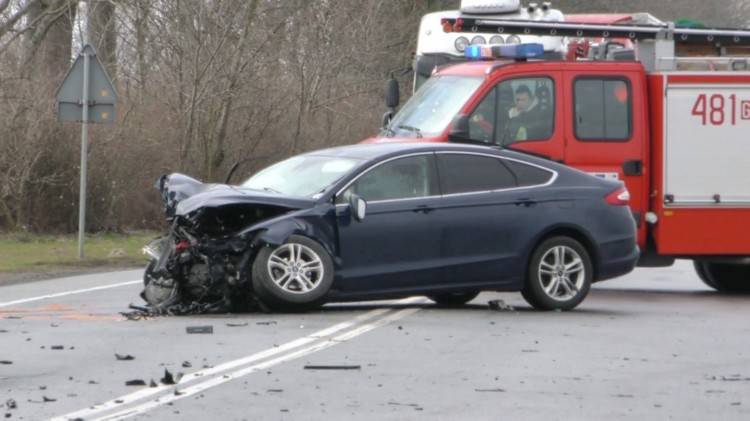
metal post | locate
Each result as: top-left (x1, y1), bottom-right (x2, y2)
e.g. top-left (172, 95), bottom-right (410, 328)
top-left (78, 51), bottom-right (90, 259)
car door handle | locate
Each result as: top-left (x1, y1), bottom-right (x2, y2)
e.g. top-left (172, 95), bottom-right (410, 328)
top-left (412, 205), bottom-right (435, 214)
top-left (514, 199), bottom-right (536, 207)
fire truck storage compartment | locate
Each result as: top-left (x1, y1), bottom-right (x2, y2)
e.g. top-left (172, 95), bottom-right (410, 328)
top-left (655, 77), bottom-right (750, 255)
top-left (664, 82), bottom-right (750, 204)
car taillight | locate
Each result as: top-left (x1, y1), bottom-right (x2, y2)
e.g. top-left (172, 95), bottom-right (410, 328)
top-left (605, 187), bottom-right (630, 206)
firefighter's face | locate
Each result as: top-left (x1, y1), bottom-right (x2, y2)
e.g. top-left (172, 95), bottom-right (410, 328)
top-left (515, 93), bottom-right (532, 112)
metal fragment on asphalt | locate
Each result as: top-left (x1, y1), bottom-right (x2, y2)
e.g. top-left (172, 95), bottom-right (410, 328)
top-left (186, 325), bottom-right (213, 334)
top-left (115, 353), bottom-right (135, 360)
top-left (488, 299), bottom-right (514, 311)
top-left (303, 365), bottom-right (361, 370)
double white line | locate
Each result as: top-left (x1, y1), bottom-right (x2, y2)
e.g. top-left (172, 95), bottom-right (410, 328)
top-left (49, 297), bottom-right (425, 421)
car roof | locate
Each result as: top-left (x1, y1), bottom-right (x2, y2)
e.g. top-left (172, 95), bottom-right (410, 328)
top-left (303, 142), bottom-right (518, 162)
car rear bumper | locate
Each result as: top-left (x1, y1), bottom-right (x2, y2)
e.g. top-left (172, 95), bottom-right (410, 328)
top-left (595, 242), bottom-right (640, 282)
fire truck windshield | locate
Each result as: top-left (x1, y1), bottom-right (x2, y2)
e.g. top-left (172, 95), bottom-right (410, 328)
top-left (383, 75), bottom-right (483, 138)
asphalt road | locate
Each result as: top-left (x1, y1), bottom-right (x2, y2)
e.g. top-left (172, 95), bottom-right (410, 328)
top-left (1, 260), bottom-right (749, 420)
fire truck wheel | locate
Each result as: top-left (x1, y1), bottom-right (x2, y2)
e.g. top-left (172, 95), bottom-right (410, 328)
top-left (693, 261), bottom-right (720, 290)
top-left (521, 236), bottom-right (592, 311)
top-left (699, 262), bottom-right (750, 293)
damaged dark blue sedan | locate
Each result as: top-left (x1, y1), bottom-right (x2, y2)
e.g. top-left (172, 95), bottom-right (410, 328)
top-left (141, 143), bottom-right (638, 314)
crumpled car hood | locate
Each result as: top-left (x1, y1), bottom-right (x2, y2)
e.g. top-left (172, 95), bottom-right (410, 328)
top-left (158, 173), bottom-right (314, 217)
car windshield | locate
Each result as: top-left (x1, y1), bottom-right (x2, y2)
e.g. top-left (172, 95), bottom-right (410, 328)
top-left (384, 75), bottom-right (483, 138)
top-left (242, 155), bottom-right (360, 197)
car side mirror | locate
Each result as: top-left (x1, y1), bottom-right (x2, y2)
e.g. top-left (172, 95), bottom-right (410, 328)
top-left (349, 194), bottom-right (367, 222)
top-left (448, 114), bottom-right (470, 143)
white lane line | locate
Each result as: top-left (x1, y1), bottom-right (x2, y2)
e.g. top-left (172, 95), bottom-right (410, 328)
top-left (49, 298), bottom-right (425, 421)
top-left (0, 280), bottom-right (141, 308)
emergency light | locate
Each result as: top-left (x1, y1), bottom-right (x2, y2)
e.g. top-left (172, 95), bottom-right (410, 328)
top-left (465, 43), bottom-right (544, 59)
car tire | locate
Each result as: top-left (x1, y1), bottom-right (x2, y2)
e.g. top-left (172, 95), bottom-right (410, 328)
top-left (427, 291), bottom-right (480, 306)
top-left (693, 260), bottom-right (720, 290)
top-left (521, 236), bottom-right (592, 311)
top-left (252, 235), bottom-right (334, 311)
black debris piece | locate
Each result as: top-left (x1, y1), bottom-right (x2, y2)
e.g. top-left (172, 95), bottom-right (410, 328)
top-left (488, 299), bottom-right (515, 311)
top-left (256, 321), bottom-right (277, 326)
top-left (387, 401), bottom-right (420, 407)
top-left (50, 345), bottom-right (64, 350)
top-left (161, 369), bottom-right (177, 385)
top-left (182, 361), bottom-right (192, 368)
top-left (304, 365), bottom-right (361, 370)
top-left (709, 375), bottom-right (750, 381)
top-left (267, 389), bottom-right (283, 393)
top-left (124, 296), bottom-right (269, 318)
top-left (150, 379), bottom-right (158, 387)
top-left (0, 361), bottom-right (12, 365)
top-left (115, 353), bottom-right (135, 361)
top-left (88, 380), bottom-right (99, 384)
top-left (186, 325), bottom-right (213, 334)
top-left (125, 379), bottom-right (147, 386)
top-left (5, 399), bottom-right (16, 409)
top-left (226, 323), bottom-right (248, 327)
top-left (42, 396), bottom-right (56, 403)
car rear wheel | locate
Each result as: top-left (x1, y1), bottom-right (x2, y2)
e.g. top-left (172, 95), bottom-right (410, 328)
top-left (697, 262), bottom-right (750, 293)
top-left (521, 236), bottom-right (592, 311)
top-left (427, 291), bottom-right (480, 306)
top-left (251, 235), bottom-right (334, 311)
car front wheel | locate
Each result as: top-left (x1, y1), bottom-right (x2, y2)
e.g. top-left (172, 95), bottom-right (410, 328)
top-left (521, 236), bottom-right (592, 311)
top-left (251, 235), bottom-right (334, 311)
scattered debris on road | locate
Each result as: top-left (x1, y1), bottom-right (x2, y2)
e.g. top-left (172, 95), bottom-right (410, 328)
top-left (488, 299), bottom-right (514, 311)
top-left (303, 365), bottom-right (361, 370)
top-left (115, 353), bottom-right (135, 361)
top-left (186, 325), bottom-right (213, 334)
top-left (708, 375), bottom-right (750, 381)
top-left (125, 379), bottom-right (147, 386)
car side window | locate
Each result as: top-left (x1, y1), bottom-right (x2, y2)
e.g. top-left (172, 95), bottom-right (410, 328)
top-left (338, 155), bottom-right (434, 203)
top-left (503, 159), bottom-right (553, 186)
top-left (437, 154), bottom-right (516, 195)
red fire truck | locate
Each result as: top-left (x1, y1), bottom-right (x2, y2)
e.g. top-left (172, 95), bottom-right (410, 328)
top-left (367, 18), bottom-right (750, 292)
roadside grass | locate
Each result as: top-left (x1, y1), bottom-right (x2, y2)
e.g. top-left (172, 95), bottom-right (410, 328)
top-left (0, 231), bottom-right (160, 274)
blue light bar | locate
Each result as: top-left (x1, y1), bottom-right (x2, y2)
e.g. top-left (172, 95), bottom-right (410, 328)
top-left (514, 43), bottom-right (544, 57)
top-left (465, 43), bottom-right (545, 60)
top-left (465, 44), bottom-right (491, 59)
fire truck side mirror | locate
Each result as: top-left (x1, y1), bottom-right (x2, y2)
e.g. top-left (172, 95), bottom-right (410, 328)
top-left (448, 114), bottom-right (470, 143)
top-left (385, 77), bottom-right (400, 109)
top-left (381, 111), bottom-right (394, 129)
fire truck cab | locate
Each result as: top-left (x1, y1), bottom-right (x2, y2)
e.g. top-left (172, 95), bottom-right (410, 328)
top-left (367, 17), bottom-right (750, 292)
